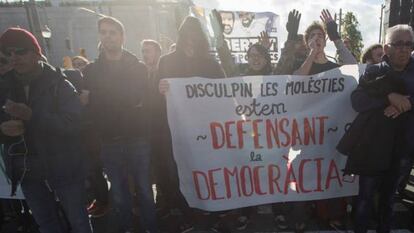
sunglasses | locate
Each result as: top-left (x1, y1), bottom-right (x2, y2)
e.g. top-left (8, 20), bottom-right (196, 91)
top-left (3, 48), bottom-right (30, 57)
top-left (0, 57), bottom-right (8, 65)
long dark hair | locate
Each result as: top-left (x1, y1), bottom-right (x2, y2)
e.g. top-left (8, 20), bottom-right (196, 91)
top-left (176, 16), bottom-right (210, 58)
top-left (246, 43), bottom-right (272, 75)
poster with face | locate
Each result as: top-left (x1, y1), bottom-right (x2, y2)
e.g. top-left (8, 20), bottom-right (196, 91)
top-left (191, 7), bottom-right (280, 63)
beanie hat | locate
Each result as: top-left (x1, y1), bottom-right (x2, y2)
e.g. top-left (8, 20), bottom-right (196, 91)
top-left (0, 28), bottom-right (42, 55)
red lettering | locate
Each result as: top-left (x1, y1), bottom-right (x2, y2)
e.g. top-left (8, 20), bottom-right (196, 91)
top-left (223, 167), bottom-right (241, 198)
top-left (298, 159), bottom-right (312, 193)
top-left (252, 119), bottom-right (263, 149)
top-left (291, 119), bottom-right (303, 146)
top-left (279, 118), bottom-right (291, 147)
top-left (225, 121), bottom-right (236, 149)
top-left (313, 158), bottom-right (324, 192)
top-left (303, 118), bottom-right (316, 145)
top-left (326, 160), bottom-right (343, 189)
top-left (253, 166), bottom-right (267, 195)
top-left (210, 122), bottom-right (225, 149)
top-left (192, 171), bottom-right (210, 200)
top-left (240, 166), bottom-right (254, 196)
top-left (236, 120), bottom-right (250, 149)
top-left (266, 119), bottom-right (281, 149)
top-left (268, 164), bottom-right (282, 194)
top-left (208, 168), bottom-right (224, 200)
top-left (317, 116), bottom-right (329, 144)
top-left (284, 161), bottom-right (299, 194)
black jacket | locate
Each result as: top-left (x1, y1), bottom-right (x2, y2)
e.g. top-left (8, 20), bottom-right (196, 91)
top-left (337, 59), bottom-right (409, 175)
top-left (0, 63), bottom-right (84, 194)
top-left (152, 50), bottom-right (225, 153)
top-left (83, 50), bottom-right (149, 143)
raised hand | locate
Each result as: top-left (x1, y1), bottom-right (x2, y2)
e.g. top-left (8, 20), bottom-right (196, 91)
top-left (320, 9), bottom-right (340, 41)
top-left (286, 9), bottom-right (301, 40)
top-left (209, 9), bottom-right (225, 48)
top-left (258, 31), bottom-right (273, 50)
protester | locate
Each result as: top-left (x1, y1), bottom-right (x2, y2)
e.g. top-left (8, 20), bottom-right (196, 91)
top-left (291, 9), bottom-right (357, 231)
top-left (140, 39), bottom-right (165, 211)
top-left (231, 43), bottom-right (293, 231)
top-left (361, 44), bottom-right (383, 64)
top-left (67, 54), bottom-right (110, 219)
top-left (274, 10), bottom-right (308, 75)
top-left (294, 10), bottom-right (356, 75)
top-left (141, 40), bottom-right (161, 78)
top-left (338, 24), bottom-right (414, 233)
top-left (156, 16), bottom-right (225, 233)
top-left (0, 27), bottom-right (91, 233)
top-left (0, 50), bottom-right (35, 233)
top-left (83, 17), bottom-right (157, 233)
top-left (210, 9), bottom-right (292, 230)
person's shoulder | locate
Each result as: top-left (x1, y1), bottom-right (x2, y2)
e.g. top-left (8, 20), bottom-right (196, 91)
top-left (327, 60), bottom-right (340, 68)
top-left (1, 70), bottom-right (14, 82)
top-left (406, 57), bottom-right (414, 71)
top-left (360, 61), bottom-right (390, 83)
top-left (121, 50), bottom-right (145, 68)
top-left (63, 69), bottom-right (82, 77)
top-left (82, 60), bottom-right (98, 76)
top-left (364, 61), bottom-right (389, 75)
top-left (203, 56), bottom-right (225, 78)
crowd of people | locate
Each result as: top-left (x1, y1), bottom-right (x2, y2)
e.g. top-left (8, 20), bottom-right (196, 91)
top-left (0, 6), bottom-right (413, 233)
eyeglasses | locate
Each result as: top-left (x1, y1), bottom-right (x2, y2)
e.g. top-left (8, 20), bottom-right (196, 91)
top-left (388, 41), bottom-right (414, 50)
top-left (0, 57), bottom-right (8, 65)
top-left (3, 48), bottom-right (30, 57)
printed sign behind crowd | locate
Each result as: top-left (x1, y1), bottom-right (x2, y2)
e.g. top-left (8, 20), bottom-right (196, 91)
top-left (166, 65), bottom-right (365, 211)
top-left (192, 6), bottom-right (280, 63)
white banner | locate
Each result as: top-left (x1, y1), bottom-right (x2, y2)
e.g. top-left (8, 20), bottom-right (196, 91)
top-left (192, 7), bottom-right (280, 63)
top-left (166, 65), bottom-right (366, 211)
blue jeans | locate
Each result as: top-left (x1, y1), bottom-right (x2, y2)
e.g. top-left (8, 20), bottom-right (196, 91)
top-left (21, 180), bottom-right (92, 233)
top-left (101, 138), bottom-right (157, 233)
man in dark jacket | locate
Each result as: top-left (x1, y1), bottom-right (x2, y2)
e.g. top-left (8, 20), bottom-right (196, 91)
top-left (0, 28), bottom-right (91, 233)
top-left (83, 17), bottom-right (156, 233)
top-left (156, 16), bottom-right (225, 233)
top-left (348, 24), bottom-right (414, 233)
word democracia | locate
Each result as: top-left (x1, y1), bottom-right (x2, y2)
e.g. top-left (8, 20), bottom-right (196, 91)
top-left (192, 157), bottom-right (345, 200)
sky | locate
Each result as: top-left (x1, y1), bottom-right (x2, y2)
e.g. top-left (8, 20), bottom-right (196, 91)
top-left (193, 0), bottom-right (384, 58)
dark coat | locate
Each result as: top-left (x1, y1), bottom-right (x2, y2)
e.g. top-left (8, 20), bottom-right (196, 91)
top-left (63, 69), bottom-right (83, 92)
top-left (83, 50), bottom-right (149, 143)
top-left (337, 59), bottom-right (409, 176)
top-left (0, 63), bottom-right (84, 195)
top-left (153, 50), bottom-right (226, 134)
top-left (151, 49), bottom-right (226, 160)
top-left (157, 50), bottom-right (225, 80)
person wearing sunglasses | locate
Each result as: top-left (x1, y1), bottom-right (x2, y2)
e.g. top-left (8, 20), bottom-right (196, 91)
top-left (0, 28), bottom-right (92, 233)
top-left (341, 24), bottom-right (414, 233)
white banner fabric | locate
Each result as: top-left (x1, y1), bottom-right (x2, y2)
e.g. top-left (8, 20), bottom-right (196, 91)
top-left (166, 64), bottom-right (365, 211)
